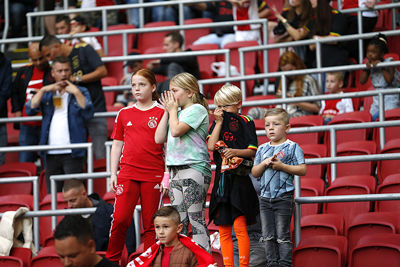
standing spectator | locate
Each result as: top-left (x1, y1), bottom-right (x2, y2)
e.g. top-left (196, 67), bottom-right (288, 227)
top-left (54, 215), bottom-right (120, 267)
top-left (0, 52), bottom-right (12, 166)
top-left (40, 34), bottom-right (108, 160)
top-left (55, 15), bottom-right (71, 46)
top-left (62, 179), bottom-right (136, 253)
top-left (247, 51), bottom-right (321, 119)
top-left (11, 42), bottom-right (52, 163)
top-left (155, 72), bottom-right (211, 252)
top-left (207, 84), bottom-right (259, 267)
top-left (360, 33), bottom-right (399, 121)
top-left (147, 31), bottom-right (200, 93)
top-left (25, 57), bottom-right (94, 192)
top-left (308, 0), bottom-right (350, 68)
top-left (252, 108), bottom-right (306, 267)
top-left (42, 0), bottom-right (77, 35)
top-left (228, 0), bottom-right (261, 43)
top-left (192, 1), bottom-right (237, 48)
top-left (164, 3), bottom-right (205, 24)
top-left (106, 69), bottom-right (165, 263)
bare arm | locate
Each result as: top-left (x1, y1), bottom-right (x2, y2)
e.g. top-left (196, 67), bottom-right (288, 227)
top-left (155, 111), bottom-right (169, 144)
top-left (295, 102), bottom-right (320, 114)
top-left (360, 62), bottom-right (371, 85)
top-left (207, 108), bottom-right (223, 151)
top-left (109, 139), bottom-right (124, 192)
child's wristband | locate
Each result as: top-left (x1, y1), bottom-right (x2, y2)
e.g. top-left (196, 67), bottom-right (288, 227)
top-left (161, 172), bottom-right (170, 188)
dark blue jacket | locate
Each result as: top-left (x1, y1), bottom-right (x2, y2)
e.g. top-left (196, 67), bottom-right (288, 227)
top-left (0, 53), bottom-right (12, 118)
top-left (25, 85), bottom-right (94, 157)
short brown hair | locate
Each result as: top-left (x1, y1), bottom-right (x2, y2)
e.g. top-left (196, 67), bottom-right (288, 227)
top-left (62, 179), bottom-right (85, 193)
top-left (327, 71), bottom-right (344, 82)
top-left (264, 108), bottom-right (290, 125)
top-left (153, 206), bottom-right (181, 225)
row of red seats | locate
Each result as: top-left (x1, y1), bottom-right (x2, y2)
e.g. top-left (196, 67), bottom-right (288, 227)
top-left (294, 233), bottom-right (400, 267)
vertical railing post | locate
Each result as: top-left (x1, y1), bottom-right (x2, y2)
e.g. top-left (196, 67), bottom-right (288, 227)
top-left (87, 144), bottom-right (94, 195)
top-left (281, 74), bottom-right (287, 110)
top-left (33, 177), bottom-right (40, 250)
top-left (330, 128), bottom-right (337, 183)
top-left (294, 175), bottom-right (301, 247)
top-left (378, 92), bottom-right (386, 150)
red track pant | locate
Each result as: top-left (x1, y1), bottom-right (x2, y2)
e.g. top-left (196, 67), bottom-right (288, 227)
top-left (106, 179), bottom-right (161, 262)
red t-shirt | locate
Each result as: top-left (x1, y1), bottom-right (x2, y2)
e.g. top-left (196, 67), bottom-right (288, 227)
top-left (161, 246), bottom-right (174, 267)
top-left (23, 67), bottom-right (44, 126)
top-left (111, 102), bottom-right (165, 182)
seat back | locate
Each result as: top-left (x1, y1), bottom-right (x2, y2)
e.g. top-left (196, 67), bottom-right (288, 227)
top-left (346, 212), bottom-right (398, 259)
top-left (0, 256), bottom-right (23, 267)
top-left (349, 233), bottom-right (400, 267)
top-left (10, 247), bottom-right (32, 267)
top-left (377, 139), bottom-right (400, 184)
top-left (301, 178), bottom-right (325, 217)
top-left (241, 95), bottom-right (276, 117)
top-left (294, 235), bottom-right (347, 267)
top-left (301, 144), bottom-right (327, 179)
top-left (325, 111), bottom-right (371, 152)
top-left (288, 115), bottom-right (324, 145)
top-left (373, 108), bottom-right (400, 145)
top-left (301, 214), bottom-right (345, 240)
top-left (138, 21), bottom-right (176, 53)
top-left (376, 174), bottom-right (400, 212)
top-left (0, 162), bottom-right (37, 196)
top-left (184, 18), bottom-right (212, 47)
top-left (324, 176), bottom-right (376, 225)
top-left (39, 194), bottom-right (68, 246)
top-left (0, 194), bottom-right (33, 212)
top-left (104, 24), bottom-right (136, 56)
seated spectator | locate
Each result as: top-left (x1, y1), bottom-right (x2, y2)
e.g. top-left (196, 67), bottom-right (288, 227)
top-left (320, 71), bottom-right (354, 124)
top-left (360, 33), bottom-right (399, 121)
top-left (228, 0), bottom-right (261, 43)
top-left (54, 215), bottom-right (120, 267)
top-left (308, 0), bottom-right (350, 68)
top-left (43, 0), bottom-right (76, 35)
top-left (147, 31), bottom-right (200, 93)
top-left (11, 42), bottom-right (52, 163)
top-left (247, 51), bottom-right (320, 119)
top-left (164, 3), bottom-right (205, 24)
top-left (55, 15), bottom-right (71, 40)
top-left (258, 0), bottom-right (272, 19)
top-left (25, 57), bottom-right (94, 192)
top-left (125, 0), bottom-right (166, 28)
top-left (62, 179), bottom-right (136, 253)
top-left (114, 52), bottom-right (143, 107)
top-left (70, 16), bottom-right (104, 57)
top-left (343, 0), bottom-right (378, 59)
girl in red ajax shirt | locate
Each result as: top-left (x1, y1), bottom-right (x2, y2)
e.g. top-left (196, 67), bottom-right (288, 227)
top-left (106, 69), bottom-right (165, 263)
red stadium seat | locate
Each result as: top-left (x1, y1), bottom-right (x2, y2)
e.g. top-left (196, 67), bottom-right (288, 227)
top-left (39, 193), bottom-right (68, 246)
top-left (301, 213), bottom-right (345, 240)
top-left (103, 191), bottom-right (116, 205)
top-left (31, 246), bottom-right (63, 267)
top-left (184, 18), bottom-right (213, 47)
top-left (323, 175), bottom-right (376, 225)
top-left (0, 194), bottom-right (33, 212)
top-left (102, 77), bottom-right (119, 107)
top-left (0, 162), bottom-right (37, 196)
top-left (293, 235), bottom-right (348, 267)
top-left (377, 139), bottom-right (400, 184)
top-left (301, 144), bottom-right (327, 179)
top-left (301, 178), bottom-right (325, 217)
top-left (103, 24), bottom-right (136, 56)
top-left (349, 233), bottom-right (400, 267)
top-left (327, 140), bottom-right (376, 184)
top-left (373, 108), bottom-right (400, 145)
top-left (137, 21), bottom-right (176, 53)
top-left (211, 248), bottom-right (224, 267)
top-left (287, 115), bottom-right (324, 145)
top-left (346, 212), bottom-right (398, 258)
top-left (376, 174), bottom-right (400, 212)
top-left (0, 256), bottom-right (23, 267)
top-left (10, 247), bottom-right (32, 267)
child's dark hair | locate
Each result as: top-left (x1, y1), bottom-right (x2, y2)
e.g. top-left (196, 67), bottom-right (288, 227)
top-left (368, 33), bottom-right (389, 54)
top-left (153, 206), bottom-right (181, 225)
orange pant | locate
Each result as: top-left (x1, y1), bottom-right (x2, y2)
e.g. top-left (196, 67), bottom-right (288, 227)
top-left (219, 216), bottom-right (250, 267)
